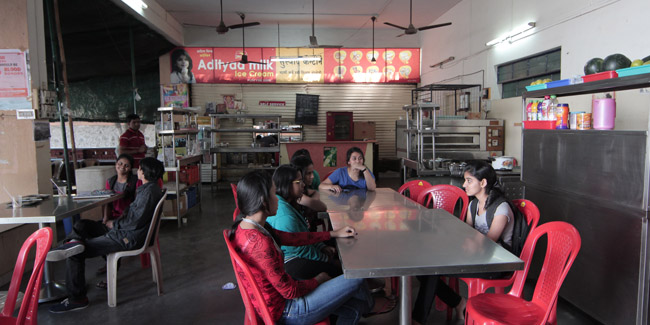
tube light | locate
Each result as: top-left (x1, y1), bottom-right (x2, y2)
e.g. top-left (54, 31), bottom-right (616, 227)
top-left (270, 56), bottom-right (322, 62)
top-left (123, 0), bottom-right (148, 10)
top-left (486, 22), bottom-right (535, 46)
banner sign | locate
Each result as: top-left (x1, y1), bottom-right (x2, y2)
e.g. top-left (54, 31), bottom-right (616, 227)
top-left (0, 50), bottom-right (31, 110)
top-left (173, 47), bottom-right (419, 84)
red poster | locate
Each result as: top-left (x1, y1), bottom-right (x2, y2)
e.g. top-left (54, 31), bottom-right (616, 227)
top-left (184, 48), bottom-right (215, 83)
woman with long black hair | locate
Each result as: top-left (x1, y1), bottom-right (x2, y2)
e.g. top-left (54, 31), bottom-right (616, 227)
top-left (412, 161), bottom-right (515, 324)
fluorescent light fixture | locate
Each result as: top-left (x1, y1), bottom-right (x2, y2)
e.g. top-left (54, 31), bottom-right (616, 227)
top-left (270, 56), bottom-right (322, 62)
top-left (123, 0), bottom-right (148, 10)
top-left (486, 22), bottom-right (535, 46)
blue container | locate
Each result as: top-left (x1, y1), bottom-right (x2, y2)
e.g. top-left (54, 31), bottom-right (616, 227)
top-left (546, 79), bottom-right (571, 88)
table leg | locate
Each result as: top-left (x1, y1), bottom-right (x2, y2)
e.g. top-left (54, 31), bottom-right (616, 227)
top-left (38, 222), bottom-right (67, 303)
top-left (399, 275), bottom-right (412, 325)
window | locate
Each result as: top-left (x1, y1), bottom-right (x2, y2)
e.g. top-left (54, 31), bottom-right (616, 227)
top-left (497, 48), bottom-right (561, 98)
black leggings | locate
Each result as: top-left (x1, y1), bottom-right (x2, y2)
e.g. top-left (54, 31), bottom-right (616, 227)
top-left (412, 271), bottom-right (511, 324)
top-left (284, 258), bottom-right (342, 280)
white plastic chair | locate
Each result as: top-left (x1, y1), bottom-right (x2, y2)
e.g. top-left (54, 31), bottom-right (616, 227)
top-left (106, 189), bottom-right (167, 307)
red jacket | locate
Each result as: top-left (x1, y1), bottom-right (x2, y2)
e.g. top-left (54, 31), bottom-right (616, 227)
top-left (232, 226), bottom-right (331, 321)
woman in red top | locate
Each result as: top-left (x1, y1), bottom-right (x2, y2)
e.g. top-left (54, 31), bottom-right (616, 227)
top-left (103, 154), bottom-right (138, 223)
top-left (229, 171), bottom-right (388, 324)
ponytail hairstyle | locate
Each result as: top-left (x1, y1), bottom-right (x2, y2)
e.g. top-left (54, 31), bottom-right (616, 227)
top-left (463, 161), bottom-right (504, 209)
top-left (273, 164), bottom-right (301, 202)
top-left (230, 170), bottom-right (280, 243)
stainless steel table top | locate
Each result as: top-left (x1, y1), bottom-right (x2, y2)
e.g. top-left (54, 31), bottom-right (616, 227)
top-left (319, 188), bottom-right (422, 213)
top-left (0, 194), bottom-right (124, 224)
top-left (327, 189), bottom-right (523, 279)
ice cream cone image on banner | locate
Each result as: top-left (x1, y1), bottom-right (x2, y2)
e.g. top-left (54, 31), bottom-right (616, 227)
top-left (383, 50), bottom-right (395, 64)
top-left (350, 50), bottom-right (363, 64)
top-left (399, 50), bottom-right (412, 64)
top-left (399, 66), bottom-right (412, 79)
top-left (334, 50), bottom-right (347, 62)
top-left (384, 66), bottom-right (395, 80)
top-left (334, 65), bottom-right (347, 78)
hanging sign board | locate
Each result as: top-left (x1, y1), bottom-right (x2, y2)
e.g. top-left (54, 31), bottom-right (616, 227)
top-left (174, 47), bottom-right (419, 84)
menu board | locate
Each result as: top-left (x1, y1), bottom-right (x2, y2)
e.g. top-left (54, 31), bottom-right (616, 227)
top-left (295, 94), bottom-right (319, 125)
top-left (176, 47), bottom-right (419, 84)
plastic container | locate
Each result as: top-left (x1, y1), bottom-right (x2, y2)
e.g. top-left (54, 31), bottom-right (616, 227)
top-left (523, 120), bottom-right (555, 130)
top-left (616, 65), bottom-right (650, 77)
top-left (592, 98), bottom-right (616, 130)
top-left (570, 112), bottom-right (584, 129)
top-left (525, 83), bottom-right (547, 91)
top-left (555, 104), bottom-right (569, 129)
top-left (546, 79), bottom-right (571, 88)
top-left (582, 71), bottom-right (618, 83)
top-left (548, 95), bottom-right (558, 121)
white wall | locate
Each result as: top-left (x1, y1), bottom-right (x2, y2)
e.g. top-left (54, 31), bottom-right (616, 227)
top-left (418, 0), bottom-right (650, 161)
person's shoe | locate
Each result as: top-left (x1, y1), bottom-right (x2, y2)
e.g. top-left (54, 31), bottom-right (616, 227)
top-left (49, 298), bottom-right (89, 313)
top-left (46, 241), bottom-right (85, 262)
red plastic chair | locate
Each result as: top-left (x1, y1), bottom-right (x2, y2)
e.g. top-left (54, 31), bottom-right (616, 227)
top-left (465, 221), bottom-right (581, 325)
top-left (398, 180), bottom-right (432, 202)
top-left (231, 183), bottom-right (241, 221)
top-left (1, 227), bottom-right (53, 325)
top-left (223, 230), bottom-right (329, 325)
top-left (460, 199), bottom-right (541, 298)
top-left (415, 185), bottom-right (469, 319)
top-left (322, 170), bottom-right (334, 182)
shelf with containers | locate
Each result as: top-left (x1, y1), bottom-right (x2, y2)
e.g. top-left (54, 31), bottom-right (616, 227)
top-left (520, 73), bottom-right (650, 325)
top-left (157, 107), bottom-right (202, 227)
top-left (208, 114), bottom-right (281, 190)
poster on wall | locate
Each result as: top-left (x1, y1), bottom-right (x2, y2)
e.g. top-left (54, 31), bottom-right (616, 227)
top-left (0, 50), bottom-right (31, 110)
top-left (323, 147), bottom-right (337, 167)
top-left (161, 84), bottom-right (189, 108)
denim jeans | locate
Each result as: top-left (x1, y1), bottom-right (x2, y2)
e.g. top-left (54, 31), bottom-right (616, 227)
top-left (279, 276), bottom-right (373, 325)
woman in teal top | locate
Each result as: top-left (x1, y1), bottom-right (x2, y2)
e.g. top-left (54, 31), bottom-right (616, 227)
top-left (266, 165), bottom-right (342, 280)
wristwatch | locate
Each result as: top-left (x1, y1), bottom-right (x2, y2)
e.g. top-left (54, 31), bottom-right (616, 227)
top-left (360, 168), bottom-right (367, 173)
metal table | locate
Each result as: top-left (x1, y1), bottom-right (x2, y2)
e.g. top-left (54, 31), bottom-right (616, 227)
top-left (0, 194), bottom-right (124, 302)
top-left (325, 188), bottom-right (523, 325)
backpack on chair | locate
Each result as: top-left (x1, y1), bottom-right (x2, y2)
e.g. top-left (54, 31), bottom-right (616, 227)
top-left (469, 197), bottom-right (530, 257)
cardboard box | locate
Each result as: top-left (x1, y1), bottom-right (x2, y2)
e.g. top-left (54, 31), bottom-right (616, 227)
top-left (163, 193), bottom-right (187, 217)
top-left (75, 166), bottom-right (116, 192)
top-left (354, 121), bottom-right (376, 140)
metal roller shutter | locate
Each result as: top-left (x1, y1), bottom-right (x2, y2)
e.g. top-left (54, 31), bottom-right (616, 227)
top-left (191, 83), bottom-right (415, 159)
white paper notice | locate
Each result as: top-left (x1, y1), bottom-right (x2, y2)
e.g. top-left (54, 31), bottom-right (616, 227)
top-left (0, 50), bottom-right (31, 110)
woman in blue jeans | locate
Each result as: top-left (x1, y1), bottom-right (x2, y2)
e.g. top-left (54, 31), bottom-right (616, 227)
top-left (230, 171), bottom-right (395, 324)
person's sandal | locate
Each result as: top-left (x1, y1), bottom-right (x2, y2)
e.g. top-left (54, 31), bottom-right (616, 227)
top-left (96, 280), bottom-right (107, 289)
top-left (364, 295), bottom-right (397, 317)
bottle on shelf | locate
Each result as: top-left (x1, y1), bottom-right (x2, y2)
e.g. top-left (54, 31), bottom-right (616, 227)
top-left (540, 96), bottom-right (551, 121)
top-left (548, 95), bottom-right (558, 121)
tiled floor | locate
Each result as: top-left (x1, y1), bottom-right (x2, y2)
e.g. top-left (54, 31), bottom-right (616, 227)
top-left (30, 174), bottom-right (602, 324)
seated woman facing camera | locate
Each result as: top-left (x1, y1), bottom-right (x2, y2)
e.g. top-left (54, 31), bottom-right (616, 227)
top-left (319, 147), bottom-right (376, 193)
top-left (267, 165), bottom-right (340, 280)
top-left (229, 170), bottom-right (395, 324)
top-left (412, 161), bottom-right (515, 324)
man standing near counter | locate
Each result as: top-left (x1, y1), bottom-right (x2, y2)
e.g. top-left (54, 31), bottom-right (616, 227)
top-left (119, 114), bottom-right (146, 168)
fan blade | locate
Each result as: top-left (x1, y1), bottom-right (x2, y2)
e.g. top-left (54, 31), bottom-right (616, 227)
top-left (184, 23), bottom-right (216, 28)
top-left (229, 22), bottom-right (260, 29)
top-left (384, 22), bottom-right (407, 30)
top-left (396, 33), bottom-right (406, 38)
top-left (418, 22), bottom-right (452, 31)
top-left (318, 45), bottom-right (343, 48)
top-left (247, 61), bottom-right (266, 65)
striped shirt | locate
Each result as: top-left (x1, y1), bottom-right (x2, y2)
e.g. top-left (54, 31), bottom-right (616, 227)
top-left (119, 128), bottom-right (145, 167)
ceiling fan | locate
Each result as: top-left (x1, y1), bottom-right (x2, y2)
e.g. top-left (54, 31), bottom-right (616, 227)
top-left (228, 13), bottom-right (265, 65)
top-left (307, 0), bottom-right (342, 48)
top-left (384, 0), bottom-right (452, 37)
top-left (184, 0), bottom-right (260, 35)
